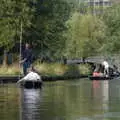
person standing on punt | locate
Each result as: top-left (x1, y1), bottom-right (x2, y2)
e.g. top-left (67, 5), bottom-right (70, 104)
top-left (20, 43), bottom-right (33, 75)
top-left (102, 60), bottom-right (109, 77)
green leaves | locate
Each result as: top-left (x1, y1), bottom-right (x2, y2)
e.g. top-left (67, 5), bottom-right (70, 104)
top-left (103, 4), bottom-right (120, 53)
top-left (0, 0), bottom-right (34, 50)
top-left (30, 0), bottom-right (72, 59)
top-left (64, 12), bottom-right (106, 58)
top-left (0, 0), bottom-right (120, 60)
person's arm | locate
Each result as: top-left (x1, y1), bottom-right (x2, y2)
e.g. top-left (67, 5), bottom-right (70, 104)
top-left (24, 49), bottom-right (32, 63)
top-left (17, 78), bottom-right (25, 83)
top-left (20, 49), bottom-right (31, 64)
top-left (20, 58), bottom-right (27, 64)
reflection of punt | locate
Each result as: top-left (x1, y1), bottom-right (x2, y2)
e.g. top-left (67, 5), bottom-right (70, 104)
top-left (89, 72), bottom-right (120, 80)
top-left (89, 76), bottom-right (114, 80)
top-left (20, 80), bottom-right (42, 89)
top-left (89, 74), bottom-right (120, 80)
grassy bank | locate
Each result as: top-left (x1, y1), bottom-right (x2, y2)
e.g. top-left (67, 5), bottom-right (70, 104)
top-left (35, 63), bottom-right (91, 76)
top-left (0, 63), bottom-right (91, 76)
top-left (0, 64), bottom-right (20, 75)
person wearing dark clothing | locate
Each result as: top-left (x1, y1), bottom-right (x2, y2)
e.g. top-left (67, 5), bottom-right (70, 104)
top-left (21, 43), bottom-right (33, 75)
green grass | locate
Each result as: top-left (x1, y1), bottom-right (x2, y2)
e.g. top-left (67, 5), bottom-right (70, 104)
top-left (34, 62), bottom-right (91, 76)
top-left (0, 64), bottom-right (20, 76)
top-left (0, 62), bottom-right (91, 76)
top-left (35, 62), bottom-right (68, 76)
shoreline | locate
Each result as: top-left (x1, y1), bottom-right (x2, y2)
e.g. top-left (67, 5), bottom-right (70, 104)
top-left (0, 75), bottom-right (89, 83)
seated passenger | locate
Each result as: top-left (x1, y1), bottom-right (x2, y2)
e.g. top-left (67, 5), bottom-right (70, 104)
top-left (93, 69), bottom-right (103, 77)
top-left (17, 67), bottom-right (42, 83)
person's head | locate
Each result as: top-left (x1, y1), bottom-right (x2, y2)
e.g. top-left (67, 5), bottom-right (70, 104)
top-left (25, 43), bottom-right (30, 49)
top-left (27, 65), bottom-right (34, 73)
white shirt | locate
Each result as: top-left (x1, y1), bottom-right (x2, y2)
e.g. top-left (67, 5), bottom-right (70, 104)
top-left (102, 61), bottom-right (109, 68)
top-left (23, 71), bottom-right (42, 82)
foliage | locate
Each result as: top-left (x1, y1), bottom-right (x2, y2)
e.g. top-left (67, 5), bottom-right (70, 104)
top-left (35, 62), bottom-right (68, 76)
top-left (0, 62), bottom-right (90, 76)
top-left (64, 12), bottom-right (106, 58)
top-left (78, 64), bottom-right (91, 75)
top-left (0, 64), bottom-right (20, 75)
top-left (35, 62), bottom-right (91, 76)
top-left (0, 0), bottom-right (35, 50)
top-left (26, 0), bottom-right (72, 59)
top-left (102, 4), bottom-right (120, 53)
top-left (0, 0), bottom-right (120, 61)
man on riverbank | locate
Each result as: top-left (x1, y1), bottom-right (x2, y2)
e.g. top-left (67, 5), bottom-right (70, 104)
top-left (20, 43), bottom-right (33, 75)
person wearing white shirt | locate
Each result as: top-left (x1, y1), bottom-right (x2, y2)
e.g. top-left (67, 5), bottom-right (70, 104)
top-left (102, 60), bottom-right (109, 76)
top-left (23, 71), bottom-right (42, 81)
top-left (17, 67), bottom-right (42, 83)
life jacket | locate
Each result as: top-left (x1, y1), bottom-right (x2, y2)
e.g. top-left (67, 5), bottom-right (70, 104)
top-left (93, 72), bottom-right (101, 77)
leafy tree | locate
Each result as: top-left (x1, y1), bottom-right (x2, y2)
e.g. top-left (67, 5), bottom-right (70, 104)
top-left (0, 0), bottom-right (35, 64)
top-left (64, 12), bottom-right (106, 58)
top-left (25, 0), bottom-right (72, 60)
top-left (102, 4), bottom-right (120, 53)
top-left (0, 0), bottom-right (35, 49)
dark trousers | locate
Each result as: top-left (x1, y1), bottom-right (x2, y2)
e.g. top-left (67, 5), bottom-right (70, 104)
top-left (23, 62), bottom-right (31, 75)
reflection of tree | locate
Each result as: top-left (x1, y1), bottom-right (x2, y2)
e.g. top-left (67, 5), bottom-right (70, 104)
top-left (0, 84), bottom-right (19, 120)
top-left (0, 80), bottom-right (112, 120)
top-left (92, 80), bottom-right (109, 117)
top-left (20, 89), bottom-right (42, 120)
top-left (109, 80), bottom-right (120, 112)
top-left (38, 82), bottom-right (67, 120)
top-left (40, 80), bottom-right (107, 120)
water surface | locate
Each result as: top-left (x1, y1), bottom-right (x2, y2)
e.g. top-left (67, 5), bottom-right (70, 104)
top-left (0, 78), bottom-right (120, 120)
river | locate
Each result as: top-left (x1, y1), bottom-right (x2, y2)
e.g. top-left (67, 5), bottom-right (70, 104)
top-left (0, 78), bottom-right (120, 120)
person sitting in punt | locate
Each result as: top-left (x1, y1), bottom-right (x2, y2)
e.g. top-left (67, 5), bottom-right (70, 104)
top-left (93, 64), bottom-right (104, 77)
top-left (17, 66), bottom-right (42, 83)
top-left (93, 69), bottom-right (103, 77)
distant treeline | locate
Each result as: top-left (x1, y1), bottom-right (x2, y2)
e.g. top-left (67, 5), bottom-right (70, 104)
top-left (0, 0), bottom-right (120, 64)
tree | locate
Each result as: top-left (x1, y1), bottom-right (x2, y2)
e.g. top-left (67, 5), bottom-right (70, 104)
top-left (64, 12), bottom-right (106, 58)
top-left (102, 4), bottom-right (120, 53)
top-left (0, 0), bottom-right (35, 48)
top-left (25, 0), bottom-right (72, 60)
top-left (0, 0), bottom-right (35, 65)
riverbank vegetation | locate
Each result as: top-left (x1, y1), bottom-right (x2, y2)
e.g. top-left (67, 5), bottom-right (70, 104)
top-left (35, 62), bottom-right (91, 76)
top-left (0, 0), bottom-right (120, 75)
top-left (0, 63), bottom-right (91, 76)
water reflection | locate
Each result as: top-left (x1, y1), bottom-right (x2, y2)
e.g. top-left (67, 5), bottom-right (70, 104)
top-left (20, 88), bottom-right (42, 120)
top-left (1, 79), bottom-right (120, 120)
top-left (19, 80), bottom-right (116, 120)
top-left (0, 84), bottom-right (19, 120)
top-left (92, 80), bottom-right (109, 112)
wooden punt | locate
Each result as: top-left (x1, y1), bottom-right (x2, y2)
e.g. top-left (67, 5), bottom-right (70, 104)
top-left (89, 74), bottom-right (119, 80)
top-left (20, 80), bottom-right (42, 89)
top-left (89, 76), bottom-right (114, 80)
top-left (89, 74), bottom-right (120, 80)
